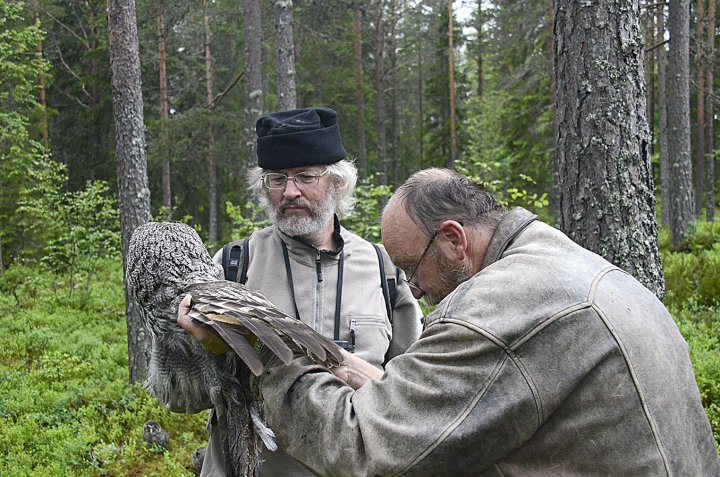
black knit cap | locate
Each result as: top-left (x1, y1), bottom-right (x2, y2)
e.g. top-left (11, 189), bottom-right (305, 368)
top-left (256, 107), bottom-right (347, 170)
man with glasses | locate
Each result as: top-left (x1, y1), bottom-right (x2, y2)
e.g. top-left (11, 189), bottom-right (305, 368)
top-left (196, 107), bottom-right (422, 476)
top-left (184, 167), bottom-right (720, 475)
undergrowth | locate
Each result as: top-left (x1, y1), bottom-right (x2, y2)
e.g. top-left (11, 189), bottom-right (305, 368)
top-left (0, 258), bottom-right (208, 476)
top-left (0, 216), bottom-right (718, 475)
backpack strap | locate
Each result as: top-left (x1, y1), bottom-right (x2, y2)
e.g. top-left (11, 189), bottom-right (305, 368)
top-left (221, 238), bottom-right (250, 284)
top-left (372, 244), bottom-right (398, 323)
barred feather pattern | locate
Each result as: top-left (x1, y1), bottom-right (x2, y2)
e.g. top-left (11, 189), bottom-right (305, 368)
top-left (126, 222), bottom-right (344, 476)
top-left (126, 222), bottom-right (262, 476)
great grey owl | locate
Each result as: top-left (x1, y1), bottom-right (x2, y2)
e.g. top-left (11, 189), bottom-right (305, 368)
top-left (126, 221), bottom-right (343, 477)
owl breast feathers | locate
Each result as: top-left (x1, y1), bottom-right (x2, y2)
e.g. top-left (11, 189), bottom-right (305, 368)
top-left (126, 221), bottom-right (342, 413)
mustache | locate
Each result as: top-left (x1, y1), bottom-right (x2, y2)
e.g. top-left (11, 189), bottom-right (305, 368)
top-left (279, 199), bottom-right (311, 212)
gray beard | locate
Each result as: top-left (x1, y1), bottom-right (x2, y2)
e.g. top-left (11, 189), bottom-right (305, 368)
top-left (424, 258), bottom-right (470, 306)
top-left (267, 189), bottom-right (337, 239)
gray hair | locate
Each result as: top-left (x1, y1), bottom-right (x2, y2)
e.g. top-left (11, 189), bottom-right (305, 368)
top-left (390, 168), bottom-right (505, 237)
top-left (247, 159), bottom-right (358, 218)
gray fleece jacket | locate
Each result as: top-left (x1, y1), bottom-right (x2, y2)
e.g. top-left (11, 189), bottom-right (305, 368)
top-left (201, 221), bottom-right (423, 476)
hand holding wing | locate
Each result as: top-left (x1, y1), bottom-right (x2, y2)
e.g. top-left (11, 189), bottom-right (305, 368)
top-left (182, 281), bottom-right (343, 376)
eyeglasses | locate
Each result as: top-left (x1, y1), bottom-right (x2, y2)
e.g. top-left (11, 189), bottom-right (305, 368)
top-left (403, 229), bottom-right (438, 297)
top-left (262, 168), bottom-right (328, 190)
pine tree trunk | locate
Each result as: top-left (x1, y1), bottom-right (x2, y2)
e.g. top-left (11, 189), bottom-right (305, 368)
top-left (108, 0), bottom-right (152, 383)
top-left (274, 0), bottom-right (297, 111)
top-left (476, 0), bottom-right (483, 98)
top-left (353, 7), bottom-right (367, 173)
top-left (389, 0), bottom-right (399, 187)
top-left (667, 0), bottom-right (694, 248)
top-left (204, 0), bottom-right (218, 250)
top-left (448, 0), bottom-right (457, 168)
top-left (374, 0), bottom-right (387, 186)
top-left (695, 0), bottom-right (705, 216)
top-left (417, 38), bottom-right (424, 164)
top-left (554, 0), bottom-right (664, 298)
top-left (705, 0), bottom-right (716, 222)
top-left (644, 2), bottom-right (655, 158)
top-left (244, 0), bottom-right (263, 171)
top-left (658, 4), bottom-right (670, 226)
top-left (157, 3), bottom-right (172, 219)
top-left (31, 0), bottom-right (49, 146)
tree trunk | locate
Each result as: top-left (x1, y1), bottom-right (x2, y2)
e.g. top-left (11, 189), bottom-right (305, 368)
top-left (644, 1), bottom-right (655, 158)
top-left (554, 0), bottom-right (664, 298)
top-left (389, 0), bottom-right (399, 186)
top-left (157, 3), bottom-right (172, 219)
top-left (31, 0), bottom-right (49, 146)
top-left (476, 0), bottom-right (483, 98)
top-left (374, 0), bottom-right (388, 186)
top-left (448, 0), bottom-right (457, 168)
top-left (274, 0), bottom-right (297, 111)
top-left (658, 3), bottom-right (670, 226)
top-left (108, 0), bottom-right (152, 383)
top-left (417, 37), bottom-right (424, 165)
top-left (353, 6), bottom-right (367, 172)
top-left (695, 0), bottom-right (705, 216)
top-left (244, 0), bottom-right (263, 171)
top-left (705, 0), bottom-right (716, 222)
top-left (667, 0), bottom-right (694, 248)
top-left (204, 0), bottom-right (218, 250)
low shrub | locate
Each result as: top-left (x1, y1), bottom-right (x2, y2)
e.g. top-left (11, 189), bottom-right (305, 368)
top-left (661, 217), bottom-right (720, 309)
top-left (0, 259), bottom-right (208, 476)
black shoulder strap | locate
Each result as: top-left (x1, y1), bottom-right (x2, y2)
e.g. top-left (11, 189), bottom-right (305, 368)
top-left (372, 243), bottom-right (396, 322)
top-left (221, 238), bottom-right (250, 284)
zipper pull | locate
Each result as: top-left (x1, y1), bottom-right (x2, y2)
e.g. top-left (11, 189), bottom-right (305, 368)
top-left (315, 250), bottom-right (323, 282)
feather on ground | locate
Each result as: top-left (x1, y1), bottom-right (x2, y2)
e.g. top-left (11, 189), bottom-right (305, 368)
top-left (126, 222), bottom-right (342, 477)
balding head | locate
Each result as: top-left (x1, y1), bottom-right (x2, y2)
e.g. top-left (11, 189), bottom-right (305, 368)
top-left (381, 169), bottom-right (505, 305)
top-left (384, 168), bottom-right (504, 237)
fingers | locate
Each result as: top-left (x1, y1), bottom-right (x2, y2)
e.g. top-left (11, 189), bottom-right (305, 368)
top-left (177, 294), bottom-right (193, 321)
top-left (330, 349), bottom-right (383, 390)
top-left (177, 294), bottom-right (232, 355)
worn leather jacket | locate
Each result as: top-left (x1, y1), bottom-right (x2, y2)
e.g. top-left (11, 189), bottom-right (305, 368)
top-left (201, 220), bottom-right (422, 476)
top-left (257, 207), bottom-right (720, 476)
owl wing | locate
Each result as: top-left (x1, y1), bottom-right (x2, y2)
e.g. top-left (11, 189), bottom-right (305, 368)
top-left (185, 281), bottom-right (344, 376)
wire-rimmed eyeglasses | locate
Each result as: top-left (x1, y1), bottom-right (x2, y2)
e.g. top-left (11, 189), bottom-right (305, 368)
top-left (262, 168), bottom-right (328, 190)
top-left (403, 229), bottom-right (439, 297)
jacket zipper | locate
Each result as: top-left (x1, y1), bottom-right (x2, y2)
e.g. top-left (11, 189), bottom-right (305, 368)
top-left (315, 250), bottom-right (323, 282)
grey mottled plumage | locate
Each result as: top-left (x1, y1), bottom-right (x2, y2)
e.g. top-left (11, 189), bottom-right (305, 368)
top-left (143, 420), bottom-right (170, 450)
top-left (126, 221), bottom-right (343, 477)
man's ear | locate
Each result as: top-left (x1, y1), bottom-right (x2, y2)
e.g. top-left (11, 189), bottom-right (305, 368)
top-left (438, 220), bottom-right (467, 260)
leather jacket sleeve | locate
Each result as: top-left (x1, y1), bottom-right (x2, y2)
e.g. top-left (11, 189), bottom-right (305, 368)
top-left (258, 317), bottom-right (537, 477)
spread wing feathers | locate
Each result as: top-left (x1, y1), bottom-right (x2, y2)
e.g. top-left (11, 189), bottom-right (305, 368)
top-left (185, 281), bottom-right (344, 374)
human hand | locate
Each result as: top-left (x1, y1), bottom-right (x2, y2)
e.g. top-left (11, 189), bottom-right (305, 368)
top-left (330, 348), bottom-right (384, 390)
top-left (177, 294), bottom-right (233, 355)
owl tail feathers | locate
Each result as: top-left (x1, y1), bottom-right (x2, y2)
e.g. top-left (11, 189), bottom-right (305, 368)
top-left (250, 403), bottom-right (278, 452)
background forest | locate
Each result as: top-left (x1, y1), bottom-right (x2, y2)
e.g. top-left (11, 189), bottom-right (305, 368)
top-left (1, 0), bottom-right (719, 475)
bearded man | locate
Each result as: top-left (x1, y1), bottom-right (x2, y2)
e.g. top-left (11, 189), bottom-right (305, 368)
top-left (198, 107), bottom-right (422, 476)
top-left (182, 167), bottom-right (720, 476)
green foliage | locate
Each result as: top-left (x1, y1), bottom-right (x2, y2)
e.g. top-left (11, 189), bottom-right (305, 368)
top-left (671, 302), bottom-right (720, 451)
top-left (0, 0), bottom-right (55, 266)
top-left (343, 175), bottom-right (393, 243)
top-left (458, 97), bottom-right (551, 221)
top-left (225, 200), bottom-right (271, 243)
top-left (661, 218), bottom-right (720, 308)
top-left (660, 220), bottom-right (720, 451)
top-left (0, 258), bottom-right (208, 476)
top-left (0, 264), bottom-right (41, 307)
top-left (42, 180), bottom-right (121, 289)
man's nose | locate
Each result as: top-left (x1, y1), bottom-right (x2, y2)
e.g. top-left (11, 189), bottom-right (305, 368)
top-left (282, 178), bottom-right (302, 198)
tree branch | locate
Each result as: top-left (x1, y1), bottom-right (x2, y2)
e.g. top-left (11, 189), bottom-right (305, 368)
top-left (206, 70), bottom-right (244, 111)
